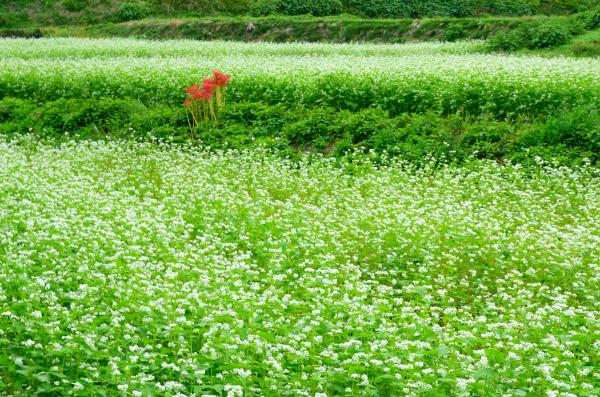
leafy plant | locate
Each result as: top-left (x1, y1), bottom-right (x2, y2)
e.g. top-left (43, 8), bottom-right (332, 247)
top-left (117, 1), bottom-right (149, 21)
top-left (278, 0), bottom-right (343, 16)
top-left (488, 20), bottom-right (573, 51)
top-left (587, 8), bottom-right (600, 29)
top-left (248, 0), bottom-right (279, 16)
top-left (63, 0), bottom-right (88, 12)
top-left (525, 22), bottom-right (571, 49)
top-left (481, 0), bottom-right (537, 16)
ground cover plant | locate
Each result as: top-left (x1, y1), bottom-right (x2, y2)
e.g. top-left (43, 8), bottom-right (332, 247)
top-left (0, 137), bottom-right (598, 396)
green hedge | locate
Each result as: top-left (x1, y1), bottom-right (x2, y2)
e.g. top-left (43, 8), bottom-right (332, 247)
top-left (2, 97), bottom-right (597, 165)
top-left (343, 1), bottom-right (598, 18)
top-left (487, 17), bottom-right (584, 50)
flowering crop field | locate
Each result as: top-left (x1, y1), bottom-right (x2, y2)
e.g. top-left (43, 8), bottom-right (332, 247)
top-left (1, 38), bottom-right (599, 116)
top-left (1, 37), bottom-right (600, 397)
top-left (0, 38), bottom-right (485, 58)
top-left (0, 138), bottom-right (599, 396)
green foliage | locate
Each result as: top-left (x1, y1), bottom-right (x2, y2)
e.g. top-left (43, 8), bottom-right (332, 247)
top-left (341, 0), bottom-right (600, 18)
top-left (570, 36), bottom-right (600, 56)
top-left (342, 0), bottom-right (412, 18)
top-left (2, 97), bottom-right (596, 165)
top-left (342, 0), bottom-right (477, 18)
top-left (587, 8), bottom-right (600, 29)
top-left (413, 0), bottom-right (478, 17)
top-left (117, 1), bottom-right (149, 21)
top-left (0, 11), bottom-right (30, 28)
top-left (2, 0), bottom-right (598, 28)
top-left (481, 0), bottom-right (538, 16)
top-left (248, 0), bottom-right (279, 16)
top-left (541, 0), bottom-right (599, 14)
top-left (0, 97), bottom-right (187, 139)
top-left (488, 20), bottom-right (575, 51)
top-left (514, 106), bottom-right (600, 162)
top-left (0, 98), bottom-right (34, 124)
top-left (524, 21), bottom-right (572, 48)
top-left (283, 107), bottom-right (342, 148)
top-left (487, 30), bottom-right (523, 51)
top-left (278, 0), bottom-right (343, 16)
top-left (443, 23), bottom-right (467, 41)
top-left (63, 0), bottom-right (88, 12)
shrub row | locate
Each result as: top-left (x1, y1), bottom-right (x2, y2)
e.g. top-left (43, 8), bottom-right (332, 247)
top-left (341, 0), bottom-right (599, 18)
top-left (2, 0), bottom-right (598, 27)
top-left (486, 14), bottom-right (593, 50)
top-left (2, 98), bottom-right (597, 165)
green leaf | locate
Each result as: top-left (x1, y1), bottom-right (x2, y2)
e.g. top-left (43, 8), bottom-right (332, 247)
top-left (485, 348), bottom-right (506, 365)
top-left (509, 389), bottom-right (527, 396)
top-left (474, 367), bottom-right (496, 380)
top-left (437, 345), bottom-right (452, 359)
top-left (33, 372), bottom-right (51, 383)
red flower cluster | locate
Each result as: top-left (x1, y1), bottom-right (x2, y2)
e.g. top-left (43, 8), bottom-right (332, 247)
top-left (213, 70), bottom-right (231, 87)
top-left (184, 70), bottom-right (231, 133)
top-left (184, 70), bottom-right (231, 104)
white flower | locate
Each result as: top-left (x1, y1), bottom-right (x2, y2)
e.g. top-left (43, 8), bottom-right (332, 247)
top-left (232, 368), bottom-right (252, 378)
top-left (224, 384), bottom-right (243, 397)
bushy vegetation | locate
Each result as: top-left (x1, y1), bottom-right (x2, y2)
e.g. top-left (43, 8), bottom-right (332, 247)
top-left (1, 0), bottom-right (598, 26)
top-left (117, 1), bottom-right (150, 21)
top-left (587, 6), bottom-right (600, 28)
top-left (276, 0), bottom-right (344, 17)
top-left (486, 16), bottom-right (587, 51)
top-left (1, 98), bottom-right (598, 165)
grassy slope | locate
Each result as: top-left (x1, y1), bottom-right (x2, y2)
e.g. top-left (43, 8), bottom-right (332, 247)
top-left (1, 8), bottom-right (598, 57)
top-left (101, 15), bottom-right (584, 43)
top-left (0, 14), bottom-right (587, 44)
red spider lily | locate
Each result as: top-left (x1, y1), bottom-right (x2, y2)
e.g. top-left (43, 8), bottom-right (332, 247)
top-left (184, 70), bottom-right (229, 135)
top-left (186, 85), bottom-right (200, 94)
top-left (212, 70), bottom-right (230, 87)
top-left (202, 78), bottom-right (218, 93)
top-left (191, 88), bottom-right (213, 102)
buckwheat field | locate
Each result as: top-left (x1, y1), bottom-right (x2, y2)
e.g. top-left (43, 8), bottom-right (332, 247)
top-left (0, 37), bottom-right (599, 397)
